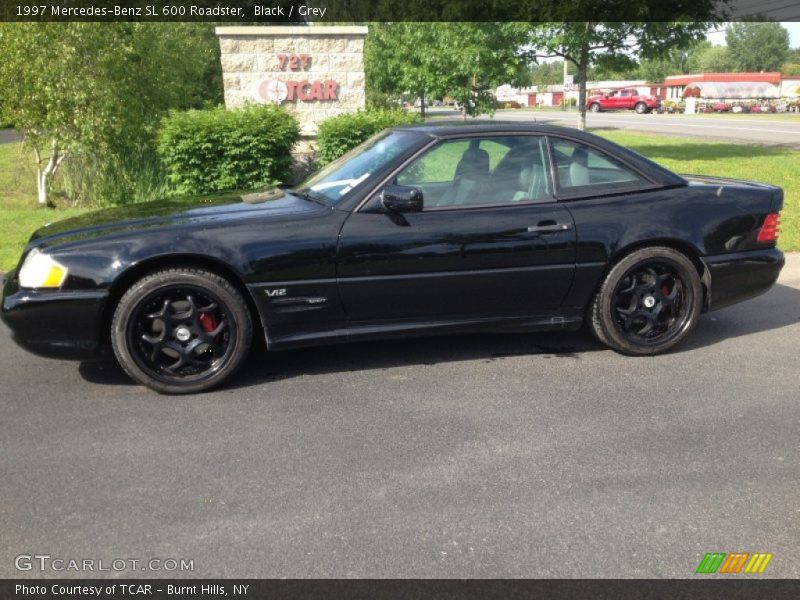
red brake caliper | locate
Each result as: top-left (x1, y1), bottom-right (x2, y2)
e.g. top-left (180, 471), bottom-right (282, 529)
top-left (199, 313), bottom-right (218, 333)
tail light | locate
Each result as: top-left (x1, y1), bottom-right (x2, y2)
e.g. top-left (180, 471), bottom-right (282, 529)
top-left (757, 212), bottom-right (780, 244)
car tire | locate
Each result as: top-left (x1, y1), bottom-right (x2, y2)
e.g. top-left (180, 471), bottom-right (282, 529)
top-left (634, 102), bottom-right (648, 114)
top-left (589, 103), bottom-right (601, 112)
top-left (588, 247), bottom-right (703, 356)
top-left (111, 267), bottom-right (253, 394)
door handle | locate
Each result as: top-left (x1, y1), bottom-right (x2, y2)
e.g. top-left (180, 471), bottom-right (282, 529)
top-left (527, 222), bottom-right (572, 233)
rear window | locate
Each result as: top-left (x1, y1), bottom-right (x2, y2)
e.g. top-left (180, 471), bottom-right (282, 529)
top-left (550, 139), bottom-right (649, 193)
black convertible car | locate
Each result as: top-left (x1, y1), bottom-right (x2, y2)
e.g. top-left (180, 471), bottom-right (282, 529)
top-left (1, 122), bottom-right (784, 393)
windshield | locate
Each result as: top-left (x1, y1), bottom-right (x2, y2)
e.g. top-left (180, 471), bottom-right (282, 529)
top-left (294, 131), bottom-right (422, 204)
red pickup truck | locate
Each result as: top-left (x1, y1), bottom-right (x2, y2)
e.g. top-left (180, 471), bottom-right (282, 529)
top-left (586, 87), bottom-right (660, 114)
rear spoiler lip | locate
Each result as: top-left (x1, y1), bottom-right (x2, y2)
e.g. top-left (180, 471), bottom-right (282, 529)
top-left (679, 173), bottom-right (780, 190)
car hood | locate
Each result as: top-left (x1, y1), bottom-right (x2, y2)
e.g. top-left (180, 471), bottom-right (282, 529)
top-left (29, 189), bottom-right (319, 246)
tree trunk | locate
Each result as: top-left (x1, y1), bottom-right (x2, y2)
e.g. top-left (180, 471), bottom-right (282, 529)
top-left (34, 141), bottom-right (65, 206)
top-left (577, 58), bottom-right (588, 131)
top-left (420, 89), bottom-right (426, 119)
top-left (577, 30), bottom-right (590, 131)
top-left (33, 146), bottom-right (47, 206)
top-left (37, 168), bottom-right (48, 205)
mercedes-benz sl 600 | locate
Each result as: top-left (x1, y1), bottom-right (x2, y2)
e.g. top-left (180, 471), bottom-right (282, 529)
top-left (1, 123), bottom-right (784, 393)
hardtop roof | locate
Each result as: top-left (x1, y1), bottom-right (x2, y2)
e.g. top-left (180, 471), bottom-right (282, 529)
top-left (390, 120), bottom-right (686, 187)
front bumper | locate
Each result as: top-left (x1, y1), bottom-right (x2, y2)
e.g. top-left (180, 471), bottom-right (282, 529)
top-left (1, 270), bottom-right (109, 360)
top-left (702, 247), bottom-right (784, 312)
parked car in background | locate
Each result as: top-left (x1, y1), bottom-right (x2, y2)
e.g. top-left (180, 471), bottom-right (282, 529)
top-left (587, 87), bottom-right (661, 114)
top-left (1, 122), bottom-right (784, 394)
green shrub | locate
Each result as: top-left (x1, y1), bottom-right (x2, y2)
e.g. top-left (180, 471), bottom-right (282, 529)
top-left (316, 109), bottom-right (420, 165)
top-left (61, 146), bottom-right (169, 207)
top-left (157, 104), bottom-right (300, 195)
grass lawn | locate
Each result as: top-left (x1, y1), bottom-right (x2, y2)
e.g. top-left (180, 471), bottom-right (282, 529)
top-left (645, 112), bottom-right (800, 122)
top-left (1, 131), bottom-right (798, 273)
top-left (0, 143), bottom-right (91, 271)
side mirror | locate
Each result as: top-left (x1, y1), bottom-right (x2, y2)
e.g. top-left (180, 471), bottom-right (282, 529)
top-left (381, 184), bottom-right (423, 213)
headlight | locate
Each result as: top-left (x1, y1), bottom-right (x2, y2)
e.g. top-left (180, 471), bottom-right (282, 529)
top-left (18, 248), bottom-right (69, 288)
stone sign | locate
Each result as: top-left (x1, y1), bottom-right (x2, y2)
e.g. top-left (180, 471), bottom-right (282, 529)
top-left (215, 26), bottom-right (368, 136)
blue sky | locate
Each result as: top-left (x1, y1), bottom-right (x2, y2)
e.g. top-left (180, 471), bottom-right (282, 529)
top-left (706, 22), bottom-right (800, 47)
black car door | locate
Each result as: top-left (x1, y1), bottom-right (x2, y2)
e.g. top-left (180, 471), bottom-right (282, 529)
top-left (336, 135), bottom-right (577, 325)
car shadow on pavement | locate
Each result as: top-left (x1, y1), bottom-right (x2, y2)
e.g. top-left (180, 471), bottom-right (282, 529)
top-left (77, 329), bottom-right (602, 388)
top-left (77, 283), bottom-right (800, 389)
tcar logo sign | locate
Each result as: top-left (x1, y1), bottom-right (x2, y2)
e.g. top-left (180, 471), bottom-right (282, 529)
top-left (250, 79), bottom-right (339, 103)
top-left (249, 53), bottom-right (339, 104)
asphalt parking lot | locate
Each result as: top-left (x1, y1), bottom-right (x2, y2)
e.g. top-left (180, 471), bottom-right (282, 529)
top-left (1, 256), bottom-right (799, 578)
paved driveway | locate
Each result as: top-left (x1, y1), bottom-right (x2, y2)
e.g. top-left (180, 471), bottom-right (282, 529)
top-left (1, 256), bottom-right (798, 578)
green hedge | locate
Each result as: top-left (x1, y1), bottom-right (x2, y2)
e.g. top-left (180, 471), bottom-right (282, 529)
top-left (316, 109), bottom-right (420, 165)
top-left (157, 104), bottom-right (300, 195)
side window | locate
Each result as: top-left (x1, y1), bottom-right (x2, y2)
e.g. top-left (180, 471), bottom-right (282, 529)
top-left (395, 136), bottom-right (553, 208)
top-left (550, 139), bottom-right (648, 192)
top-left (619, 89), bottom-right (630, 97)
top-left (397, 140), bottom-right (472, 185)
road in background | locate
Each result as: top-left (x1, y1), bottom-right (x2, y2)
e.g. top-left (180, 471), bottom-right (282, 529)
top-left (428, 109), bottom-right (800, 147)
top-left (1, 256), bottom-right (798, 578)
top-left (0, 129), bottom-right (21, 144)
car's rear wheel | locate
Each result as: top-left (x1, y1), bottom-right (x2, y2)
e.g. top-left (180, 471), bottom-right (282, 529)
top-left (588, 247), bottom-right (702, 356)
top-left (589, 103), bottom-right (601, 112)
top-left (634, 102), bottom-right (648, 114)
top-left (111, 268), bottom-right (252, 394)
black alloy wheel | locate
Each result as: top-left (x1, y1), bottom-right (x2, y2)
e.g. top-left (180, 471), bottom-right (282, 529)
top-left (589, 247), bottom-right (703, 355)
top-left (111, 268), bottom-right (252, 394)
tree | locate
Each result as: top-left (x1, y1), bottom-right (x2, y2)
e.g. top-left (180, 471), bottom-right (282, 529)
top-left (780, 47), bottom-right (800, 75)
top-left (529, 61), bottom-right (568, 87)
top-left (365, 23), bottom-right (530, 119)
top-left (587, 55), bottom-right (640, 82)
top-left (725, 22), bottom-right (790, 72)
top-left (365, 23), bottom-right (445, 117)
top-left (0, 23), bottom-right (221, 205)
top-left (637, 43), bottom-right (700, 81)
top-left (434, 23), bottom-right (531, 119)
top-left (528, 22), bottom-right (718, 130)
top-left (685, 43), bottom-right (734, 73)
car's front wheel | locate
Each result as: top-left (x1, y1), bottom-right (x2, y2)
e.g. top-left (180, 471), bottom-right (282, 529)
top-left (589, 103), bottom-right (601, 112)
top-left (111, 268), bottom-right (253, 394)
top-left (588, 247), bottom-right (703, 356)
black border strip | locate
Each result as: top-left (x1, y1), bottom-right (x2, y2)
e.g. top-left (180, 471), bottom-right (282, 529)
top-left (2, 0), bottom-right (800, 22)
top-left (4, 579), bottom-right (800, 600)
